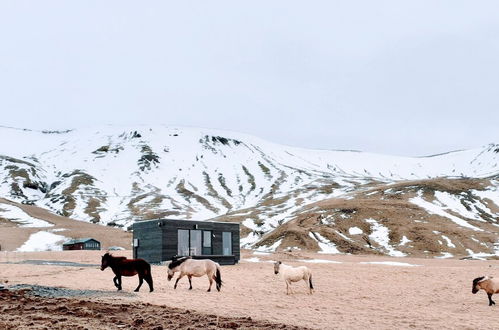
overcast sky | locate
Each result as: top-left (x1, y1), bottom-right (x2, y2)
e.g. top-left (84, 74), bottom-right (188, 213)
top-left (1, 1), bottom-right (498, 156)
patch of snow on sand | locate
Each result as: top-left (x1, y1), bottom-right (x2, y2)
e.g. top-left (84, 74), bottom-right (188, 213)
top-left (241, 232), bottom-right (260, 248)
top-left (365, 218), bottom-right (406, 257)
top-left (255, 239), bottom-right (282, 253)
top-left (441, 235), bottom-right (456, 248)
top-left (298, 259), bottom-right (342, 264)
top-left (309, 232), bottom-right (340, 254)
top-left (335, 230), bottom-right (353, 242)
top-left (435, 252), bottom-right (454, 259)
top-left (16, 231), bottom-right (67, 252)
top-left (0, 204), bottom-right (53, 228)
top-left (253, 251), bottom-right (270, 255)
top-left (243, 257), bottom-right (260, 263)
top-left (399, 236), bottom-right (411, 246)
top-left (348, 227), bottom-right (363, 235)
top-left (409, 193), bottom-right (483, 231)
top-left (360, 261), bottom-right (421, 267)
top-left (242, 218), bottom-right (259, 231)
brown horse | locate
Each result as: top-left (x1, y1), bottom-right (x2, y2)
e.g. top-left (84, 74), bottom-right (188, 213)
top-left (101, 253), bottom-right (154, 292)
top-left (472, 276), bottom-right (499, 306)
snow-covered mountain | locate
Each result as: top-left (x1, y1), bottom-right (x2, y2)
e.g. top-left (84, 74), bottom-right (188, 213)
top-left (1, 125), bottom-right (499, 257)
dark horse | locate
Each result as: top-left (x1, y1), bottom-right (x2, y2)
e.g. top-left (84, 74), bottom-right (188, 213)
top-left (101, 253), bottom-right (154, 292)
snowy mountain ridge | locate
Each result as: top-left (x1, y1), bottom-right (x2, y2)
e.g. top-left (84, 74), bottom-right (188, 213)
top-left (1, 125), bottom-right (499, 257)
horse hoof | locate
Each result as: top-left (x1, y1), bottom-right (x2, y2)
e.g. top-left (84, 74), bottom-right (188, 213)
top-left (134, 290), bottom-right (139, 292)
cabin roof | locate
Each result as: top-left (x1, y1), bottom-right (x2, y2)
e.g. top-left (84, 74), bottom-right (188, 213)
top-left (63, 238), bottom-right (100, 245)
top-left (134, 218), bottom-right (240, 226)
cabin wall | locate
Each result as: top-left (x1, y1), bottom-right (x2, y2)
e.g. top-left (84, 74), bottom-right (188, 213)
top-left (133, 219), bottom-right (240, 265)
top-left (133, 220), bottom-right (163, 263)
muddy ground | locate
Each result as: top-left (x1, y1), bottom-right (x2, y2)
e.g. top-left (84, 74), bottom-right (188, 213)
top-left (0, 287), bottom-right (305, 329)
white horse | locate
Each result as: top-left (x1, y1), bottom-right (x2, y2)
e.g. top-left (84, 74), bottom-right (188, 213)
top-left (167, 256), bottom-right (222, 292)
top-left (274, 261), bottom-right (314, 295)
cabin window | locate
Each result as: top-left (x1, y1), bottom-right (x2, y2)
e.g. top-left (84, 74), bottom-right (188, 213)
top-left (203, 231), bottom-right (212, 255)
top-left (222, 232), bottom-right (232, 256)
top-left (190, 230), bottom-right (202, 256)
top-left (178, 230), bottom-right (189, 256)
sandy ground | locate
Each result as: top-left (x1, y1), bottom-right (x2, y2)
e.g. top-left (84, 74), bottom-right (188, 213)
top-left (1, 250), bottom-right (499, 329)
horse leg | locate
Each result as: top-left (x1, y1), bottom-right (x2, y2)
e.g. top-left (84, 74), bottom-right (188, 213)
top-left (188, 275), bottom-right (193, 290)
top-left (208, 275), bottom-right (213, 292)
top-left (145, 273), bottom-right (154, 292)
top-left (285, 280), bottom-right (291, 295)
top-left (113, 276), bottom-right (119, 289)
top-left (117, 276), bottom-right (122, 291)
top-left (174, 274), bottom-right (184, 290)
top-left (488, 293), bottom-right (496, 306)
top-left (134, 275), bottom-right (144, 292)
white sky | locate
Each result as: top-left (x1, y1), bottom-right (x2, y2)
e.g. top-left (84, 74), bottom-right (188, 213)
top-left (1, 1), bottom-right (498, 156)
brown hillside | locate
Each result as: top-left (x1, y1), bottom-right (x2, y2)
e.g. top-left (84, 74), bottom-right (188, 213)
top-left (0, 198), bottom-right (131, 251)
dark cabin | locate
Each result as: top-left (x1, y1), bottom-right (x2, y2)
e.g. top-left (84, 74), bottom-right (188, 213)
top-left (132, 219), bottom-right (240, 265)
top-left (63, 238), bottom-right (101, 251)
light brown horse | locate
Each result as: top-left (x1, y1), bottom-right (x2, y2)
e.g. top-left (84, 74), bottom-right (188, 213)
top-left (472, 276), bottom-right (499, 306)
top-left (167, 256), bottom-right (222, 292)
top-left (101, 253), bottom-right (154, 292)
top-left (274, 261), bottom-right (314, 295)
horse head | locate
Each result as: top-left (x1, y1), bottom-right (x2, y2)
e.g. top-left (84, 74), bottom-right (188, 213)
top-left (101, 252), bottom-right (112, 271)
top-left (167, 256), bottom-right (190, 281)
top-left (472, 276), bottom-right (487, 294)
top-left (274, 261), bottom-right (282, 274)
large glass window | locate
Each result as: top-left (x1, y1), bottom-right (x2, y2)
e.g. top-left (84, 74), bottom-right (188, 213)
top-left (178, 230), bottom-right (189, 256)
top-left (222, 232), bottom-right (232, 256)
top-left (190, 230), bottom-right (202, 256)
top-left (203, 231), bottom-right (212, 255)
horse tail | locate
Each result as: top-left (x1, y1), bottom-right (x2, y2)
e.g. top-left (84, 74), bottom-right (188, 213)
top-left (309, 273), bottom-right (314, 290)
top-left (214, 263), bottom-right (222, 292)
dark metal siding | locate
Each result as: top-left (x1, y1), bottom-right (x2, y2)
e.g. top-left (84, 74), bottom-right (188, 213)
top-left (133, 220), bottom-right (163, 263)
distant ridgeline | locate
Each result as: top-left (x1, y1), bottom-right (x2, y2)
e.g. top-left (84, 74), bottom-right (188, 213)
top-left (1, 125), bottom-right (499, 257)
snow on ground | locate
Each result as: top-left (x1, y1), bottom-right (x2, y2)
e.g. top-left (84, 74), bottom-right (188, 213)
top-left (441, 235), bottom-right (456, 248)
top-left (472, 185), bottom-right (499, 216)
top-left (359, 261), bottom-right (421, 267)
top-left (254, 239), bottom-right (283, 253)
top-left (409, 192), bottom-right (483, 231)
top-left (398, 236), bottom-right (411, 246)
top-left (335, 230), bottom-right (353, 242)
top-left (16, 231), bottom-right (67, 252)
top-left (365, 218), bottom-right (406, 257)
top-left (435, 252), bottom-right (454, 259)
top-left (348, 227), bottom-right (363, 235)
top-left (0, 204), bottom-right (53, 228)
top-left (242, 218), bottom-right (260, 231)
top-left (298, 259), bottom-right (342, 264)
top-left (434, 191), bottom-right (486, 222)
top-left (242, 257), bottom-right (261, 263)
top-left (309, 232), bottom-right (340, 254)
top-left (240, 232), bottom-right (260, 248)
top-left (253, 251), bottom-right (271, 255)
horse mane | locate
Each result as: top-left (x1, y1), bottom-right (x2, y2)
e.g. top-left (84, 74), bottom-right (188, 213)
top-left (168, 256), bottom-right (191, 269)
top-left (103, 252), bottom-right (127, 261)
top-left (473, 276), bottom-right (486, 286)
